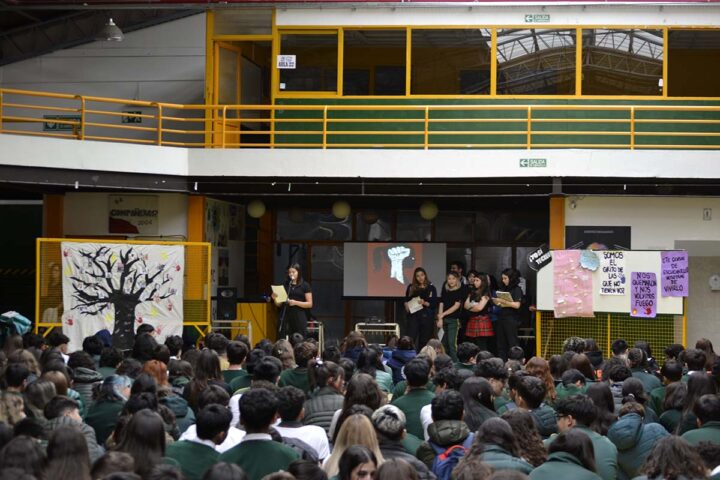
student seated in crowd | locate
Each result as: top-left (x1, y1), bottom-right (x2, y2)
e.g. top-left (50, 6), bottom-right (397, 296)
top-left (2, 328), bottom-right (720, 480)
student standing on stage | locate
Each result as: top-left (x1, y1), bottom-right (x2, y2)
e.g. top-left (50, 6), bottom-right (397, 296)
top-left (464, 274), bottom-right (494, 352)
top-left (437, 271), bottom-right (465, 362)
top-left (494, 267), bottom-right (523, 360)
top-left (404, 267), bottom-right (437, 351)
top-left (273, 263), bottom-right (313, 338)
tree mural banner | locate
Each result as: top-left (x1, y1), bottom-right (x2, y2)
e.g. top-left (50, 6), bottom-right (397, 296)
top-left (61, 242), bottom-right (185, 351)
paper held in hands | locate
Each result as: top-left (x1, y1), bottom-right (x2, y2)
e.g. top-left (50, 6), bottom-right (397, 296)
top-left (271, 285), bottom-right (288, 306)
top-left (407, 296), bottom-right (424, 314)
top-left (493, 291), bottom-right (514, 305)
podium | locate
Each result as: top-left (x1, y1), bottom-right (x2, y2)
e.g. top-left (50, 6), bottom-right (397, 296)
top-left (233, 301), bottom-right (278, 344)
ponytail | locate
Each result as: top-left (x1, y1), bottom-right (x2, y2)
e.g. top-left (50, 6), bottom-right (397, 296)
top-left (308, 359), bottom-right (343, 391)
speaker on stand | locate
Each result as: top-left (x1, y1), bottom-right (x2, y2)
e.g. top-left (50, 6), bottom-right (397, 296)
top-left (215, 287), bottom-right (237, 337)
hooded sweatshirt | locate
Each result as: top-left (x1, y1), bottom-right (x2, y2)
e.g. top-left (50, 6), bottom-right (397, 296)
top-left (416, 419), bottom-right (472, 468)
top-left (607, 413), bottom-right (668, 480)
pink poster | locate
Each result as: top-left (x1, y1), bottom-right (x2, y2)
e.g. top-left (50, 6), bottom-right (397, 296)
top-left (553, 250), bottom-right (594, 318)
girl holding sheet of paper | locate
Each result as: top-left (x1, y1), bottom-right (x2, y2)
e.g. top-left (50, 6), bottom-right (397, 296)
top-left (493, 267), bottom-right (523, 361)
top-left (404, 267), bottom-right (437, 351)
top-left (272, 263), bottom-right (313, 338)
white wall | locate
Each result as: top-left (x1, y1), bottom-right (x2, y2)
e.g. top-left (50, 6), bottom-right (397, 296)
top-left (565, 196), bottom-right (720, 250)
top-left (64, 192), bottom-right (188, 238)
top-left (565, 196), bottom-right (720, 346)
top-left (0, 14), bottom-right (206, 144)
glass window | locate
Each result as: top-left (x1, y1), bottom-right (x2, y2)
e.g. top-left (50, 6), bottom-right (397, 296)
top-left (496, 29), bottom-right (577, 95)
top-left (583, 29), bottom-right (664, 96)
top-left (276, 211), bottom-right (352, 241)
top-left (474, 246), bottom-right (512, 280)
top-left (668, 29), bottom-right (720, 97)
top-left (214, 9), bottom-right (272, 35)
top-left (344, 30), bottom-right (406, 95)
top-left (412, 29), bottom-right (491, 95)
top-left (435, 212), bottom-right (474, 242)
top-left (279, 33), bottom-right (338, 92)
top-left (396, 211), bottom-right (431, 241)
top-left (311, 245), bottom-right (344, 280)
top-left (355, 211), bottom-right (393, 241)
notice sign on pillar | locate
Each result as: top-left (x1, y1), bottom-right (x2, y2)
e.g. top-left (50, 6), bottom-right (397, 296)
top-left (631, 272), bottom-right (657, 318)
top-left (276, 55), bottom-right (297, 69)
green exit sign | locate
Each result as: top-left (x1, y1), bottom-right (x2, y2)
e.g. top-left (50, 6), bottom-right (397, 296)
top-left (519, 158), bottom-right (547, 168)
top-left (524, 14), bottom-right (550, 23)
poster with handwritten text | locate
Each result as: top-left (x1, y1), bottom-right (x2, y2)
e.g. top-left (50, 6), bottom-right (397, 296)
top-left (631, 272), bottom-right (657, 318)
top-left (661, 251), bottom-right (689, 297)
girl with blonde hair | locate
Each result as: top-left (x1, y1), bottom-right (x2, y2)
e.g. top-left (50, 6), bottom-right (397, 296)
top-left (323, 413), bottom-right (384, 477)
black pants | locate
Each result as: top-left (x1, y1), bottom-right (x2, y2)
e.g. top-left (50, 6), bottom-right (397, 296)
top-left (407, 310), bottom-right (435, 350)
top-left (495, 316), bottom-right (519, 361)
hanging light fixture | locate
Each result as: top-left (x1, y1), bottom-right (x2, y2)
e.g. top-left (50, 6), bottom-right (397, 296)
top-left (246, 200), bottom-right (266, 218)
top-left (96, 18), bottom-right (124, 42)
top-left (419, 201), bottom-right (439, 220)
top-left (331, 200), bottom-right (351, 219)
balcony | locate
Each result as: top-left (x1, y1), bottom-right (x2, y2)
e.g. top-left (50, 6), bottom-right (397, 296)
top-left (1, 88), bottom-right (720, 150)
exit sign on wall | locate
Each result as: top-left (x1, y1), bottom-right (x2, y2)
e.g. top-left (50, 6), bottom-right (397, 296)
top-left (519, 158), bottom-right (547, 168)
top-left (524, 14), bottom-right (550, 22)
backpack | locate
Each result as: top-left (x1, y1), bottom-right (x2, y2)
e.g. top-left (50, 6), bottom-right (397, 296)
top-left (429, 433), bottom-right (474, 480)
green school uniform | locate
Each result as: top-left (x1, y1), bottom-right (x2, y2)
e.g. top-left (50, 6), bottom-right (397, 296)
top-left (391, 388), bottom-right (435, 439)
top-left (218, 435), bottom-right (300, 480)
top-left (165, 439), bottom-right (219, 480)
top-left (682, 420), bottom-right (720, 446)
top-left (278, 367), bottom-right (311, 395)
top-left (223, 369), bottom-right (248, 386)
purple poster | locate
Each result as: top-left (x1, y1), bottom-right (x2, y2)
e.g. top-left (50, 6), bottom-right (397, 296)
top-left (661, 251), bottom-right (689, 297)
top-left (631, 272), bottom-right (657, 318)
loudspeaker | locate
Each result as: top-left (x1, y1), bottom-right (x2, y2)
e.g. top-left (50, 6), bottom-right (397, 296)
top-left (217, 287), bottom-right (237, 320)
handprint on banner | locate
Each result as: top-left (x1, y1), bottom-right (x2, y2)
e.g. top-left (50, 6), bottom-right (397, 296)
top-left (388, 246), bottom-right (411, 284)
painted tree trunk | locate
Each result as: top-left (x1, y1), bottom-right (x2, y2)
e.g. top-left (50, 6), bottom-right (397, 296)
top-left (113, 300), bottom-right (138, 350)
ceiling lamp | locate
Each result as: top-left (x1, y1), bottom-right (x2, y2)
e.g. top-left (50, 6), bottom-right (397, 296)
top-left (419, 201), bottom-right (439, 220)
top-left (247, 200), bottom-right (266, 218)
top-left (332, 200), bottom-right (351, 219)
top-left (96, 18), bottom-right (124, 42)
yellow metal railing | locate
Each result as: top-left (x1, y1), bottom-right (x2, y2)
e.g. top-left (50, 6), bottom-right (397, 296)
top-left (2, 88), bottom-right (720, 150)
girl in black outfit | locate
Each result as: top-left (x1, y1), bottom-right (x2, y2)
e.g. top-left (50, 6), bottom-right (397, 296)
top-left (274, 263), bottom-right (313, 338)
top-left (493, 267), bottom-right (523, 361)
top-left (404, 267), bottom-right (437, 351)
top-left (437, 271), bottom-right (465, 362)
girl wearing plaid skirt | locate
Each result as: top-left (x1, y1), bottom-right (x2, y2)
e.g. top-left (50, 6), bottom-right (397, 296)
top-left (464, 275), bottom-right (494, 352)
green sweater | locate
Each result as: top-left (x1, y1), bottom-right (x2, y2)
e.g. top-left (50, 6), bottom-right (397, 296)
top-left (85, 399), bottom-right (124, 446)
top-left (649, 385), bottom-right (666, 415)
top-left (165, 440), bottom-right (219, 480)
top-left (681, 420), bottom-right (720, 446)
top-left (529, 451), bottom-right (602, 480)
top-left (229, 371), bottom-right (252, 393)
top-left (223, 369), bottom-right (248, 386)
top-left (278, 367), bottom-right (311, 395)
top-left (480, 445), bottom-right (533, 474)
top-left (545, 427), bottom-right (617, 480)
top-left (218, 437), bottom-right (300, 480)
top-left (391, 388), bottom-right (435, 439)
top-left (391, 379), bottom-right (434, 401)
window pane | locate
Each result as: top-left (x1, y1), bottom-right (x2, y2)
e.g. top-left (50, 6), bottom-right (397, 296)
top-left (276, 211), bottom-right (352, 241)
top-left (214, 9), bottom-right (272, 35)
top-left (435, 212), bottom-right (474, 242)
top-left (355, 211), bottom-right (393, 241)
top-left (668, 30), bottom-right (720, 97)
top-left (474, 246), bottom-right (512, 279)
top-left (412, 29), bottom-right (491, 95)
top-left (497, 29), bottom-right (576, 95)
top-left (583, 29), bottom-right (664, 96)
top-left (280, 34), bottom-right (338, 92)
top-left (311, 245), bottom-right (344, 280)
top-left (344, 30), bottom-right (406, 95)
top-left (396, 211), bottom-right (431, 241)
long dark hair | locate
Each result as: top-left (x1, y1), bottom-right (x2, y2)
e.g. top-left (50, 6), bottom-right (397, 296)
top-left (586, 382), bottom-right (617, 435)
top-left (501, 268), bottom-right (520, 289)
top-left (356, 348), bottom-right (383, 378)
top-left (460, 377), bottom-right (496, 432)
top-left (188, 349), bottom-right (223, 411)
top-left (47, 425), bottom-right (91, 480)
top-left (115, 409), bottom-right (166, 478)
top-left (337, 445), bottom-right (376, 480)
top-left (549, 429), bottom-right (597, 473)
top-left (501, 410), bottom-right (548, 467)
top-left (663, 381), bottom-right (687, 412)
top-left (640, 436), bottom-right (707, 480)
top-left (472, 417), bottom-right (521, 457)
top-left (333, 373), bottom-right (383, 443)
top-left (469, 275), bottom-right (489, 302)
top-left (683, 373), bottom-right (717, 416)
top-left (409, 267), bottom-right (430, 295)
top-left (288, 263), bottom-right (304, 285)
top-left (308, 359), bottom-right (343, 391)
top-left (0, 435), bottom-right (47, 477)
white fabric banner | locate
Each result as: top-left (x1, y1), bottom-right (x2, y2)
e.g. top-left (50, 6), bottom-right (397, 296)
top-left (61, 242), bottom-right (184, 351)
